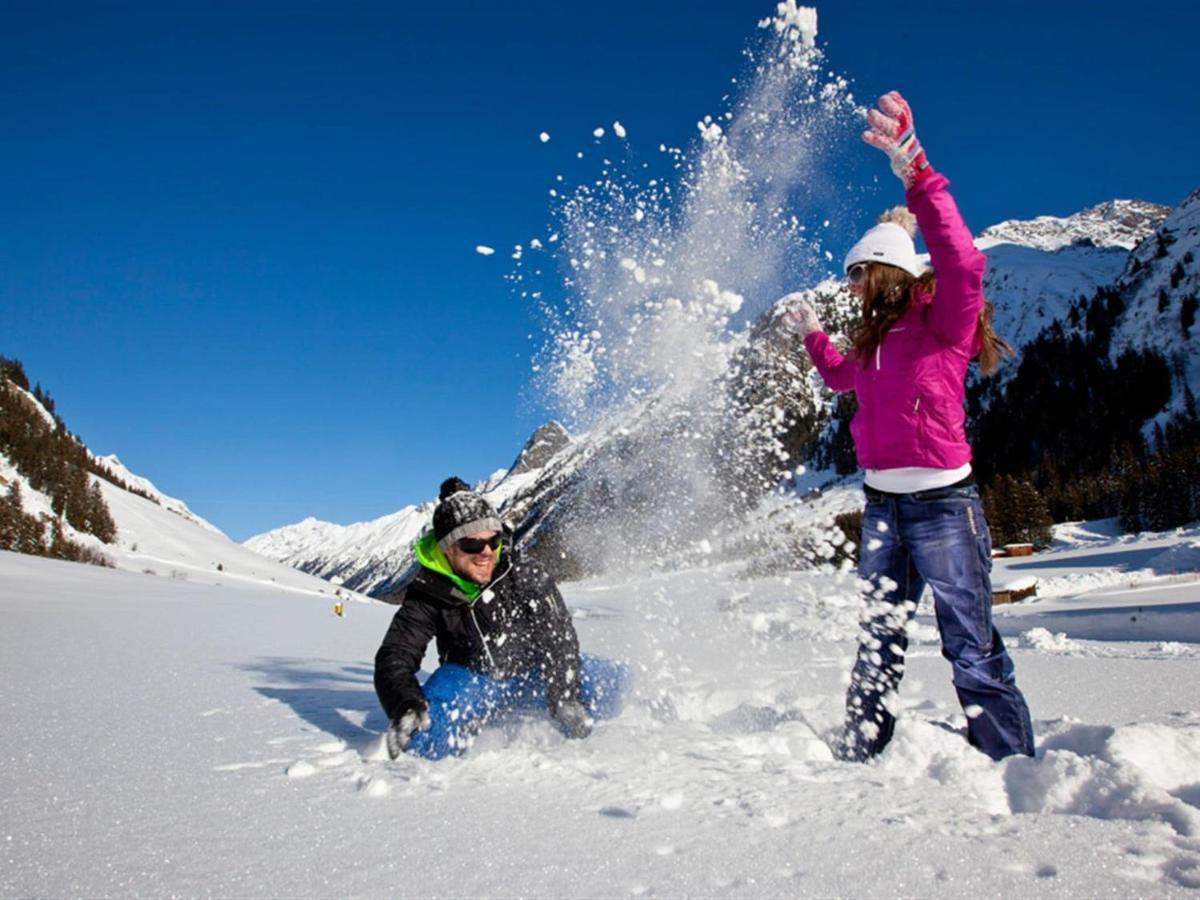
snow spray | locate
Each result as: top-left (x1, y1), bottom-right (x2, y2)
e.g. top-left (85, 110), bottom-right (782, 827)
top-left (515, 4), bottom-right (860, 575)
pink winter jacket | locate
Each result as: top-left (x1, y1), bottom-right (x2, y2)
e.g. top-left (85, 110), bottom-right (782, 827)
top-left (804, 171), bottom-right (986, 471)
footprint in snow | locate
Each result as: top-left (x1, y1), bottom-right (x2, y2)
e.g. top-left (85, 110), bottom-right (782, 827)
top-left (598, 806), bottom-right (637, 819)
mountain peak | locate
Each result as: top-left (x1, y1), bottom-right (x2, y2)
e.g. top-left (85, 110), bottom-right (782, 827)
top-left (978, 198), bottom-right (1170, 253)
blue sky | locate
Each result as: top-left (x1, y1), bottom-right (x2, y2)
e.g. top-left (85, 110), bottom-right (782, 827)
top-left (3, 1), bottom-right (1197, 541)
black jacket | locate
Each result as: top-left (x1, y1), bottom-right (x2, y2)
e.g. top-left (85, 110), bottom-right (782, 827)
top-left (373, 547), bottom-right (583, 721)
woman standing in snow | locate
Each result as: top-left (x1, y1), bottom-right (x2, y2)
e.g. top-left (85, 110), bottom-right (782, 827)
top-left (782, 91), bottom-right (1034, 762)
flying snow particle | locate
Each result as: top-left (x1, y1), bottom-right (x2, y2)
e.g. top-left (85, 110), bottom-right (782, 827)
top-left (593, 127), bottom-right (605, 138)
top-left (613, 121), bottom-right (627, 138)
top-left (697, 119), bottom-right (723, 142)
top-left (475, 245), bottom-right (496, 256)
top-left (539, 132), bottom-right (550, 143)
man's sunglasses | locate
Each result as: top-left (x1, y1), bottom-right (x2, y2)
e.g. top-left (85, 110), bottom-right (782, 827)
top-left (455, 534), bottom-right (503, 554)
top-left (847, 262), bottom-right (869, 285)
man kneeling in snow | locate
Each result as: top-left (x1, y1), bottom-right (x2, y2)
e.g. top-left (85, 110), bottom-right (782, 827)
top-left (374, 477), bottom-right (627, 760)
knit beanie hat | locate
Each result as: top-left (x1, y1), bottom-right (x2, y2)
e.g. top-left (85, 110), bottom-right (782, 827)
top-left (432, 477), bottom-right (503, 551)
top-left (843, 207), bottom-right (924, 277)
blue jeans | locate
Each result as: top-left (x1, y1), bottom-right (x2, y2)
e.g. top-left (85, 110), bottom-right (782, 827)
top-left (406, 654), bottom-right (630, 760)
top-left (841, 483), bottom-right (1034, 762)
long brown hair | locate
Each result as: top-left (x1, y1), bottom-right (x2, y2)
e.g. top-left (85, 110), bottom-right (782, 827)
top-left (849, 264), bottom-right (1014, 375)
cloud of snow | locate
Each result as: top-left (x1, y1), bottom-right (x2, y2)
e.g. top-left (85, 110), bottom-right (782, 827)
top-left (513, 5), bottom-right (857, 571)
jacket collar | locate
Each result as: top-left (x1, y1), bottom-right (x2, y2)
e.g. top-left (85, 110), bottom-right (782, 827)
top-left (411, 531), bottom-right (513, 606)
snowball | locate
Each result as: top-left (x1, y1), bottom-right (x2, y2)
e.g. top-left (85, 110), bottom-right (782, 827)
top-left (593, 127), bottom-right (605, 138)
top-left (613, 121), bottom-right (627, 138)
top-left (539, 131), bottom-right (550, 143)
top-left (475, 245), bottom-right (495, 256)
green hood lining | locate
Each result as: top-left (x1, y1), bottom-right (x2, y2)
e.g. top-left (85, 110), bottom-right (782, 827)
top-left (413, 531), bottom-right (502, 601)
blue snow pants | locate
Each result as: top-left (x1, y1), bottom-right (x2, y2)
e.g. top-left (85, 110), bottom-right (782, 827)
top-left (406, 654), bottom-right (630, 760)
top-left (842, 483), bottom-right (1035, 762)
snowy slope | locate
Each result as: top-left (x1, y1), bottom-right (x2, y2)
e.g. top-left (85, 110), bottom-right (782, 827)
top-left (0, 382), bottom-right (362, 601)
top-left (93, 452), bottom-right (223, 535)
top-left (94, 477), bottom-right (369, 600)
top-left (1112, 188), bottom-right (1200, 410)
top-left (4, 522), bottom-right (1200, 897)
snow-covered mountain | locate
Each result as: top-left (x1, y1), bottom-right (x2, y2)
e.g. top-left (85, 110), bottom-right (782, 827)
top-left (973, 199), bottom-right (1167, 353)
top-left (247, 191), bottom-right (1194, 595)
top-left (244, 422), bottom-right (577, 596)
top-left (1112, 188), bottom-right (1200, 416)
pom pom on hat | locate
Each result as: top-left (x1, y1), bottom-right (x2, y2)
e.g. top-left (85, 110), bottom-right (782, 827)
top-left (439, 477), bottom-right (472, 501)
top-left (876, 205), bottom-right (917, 238)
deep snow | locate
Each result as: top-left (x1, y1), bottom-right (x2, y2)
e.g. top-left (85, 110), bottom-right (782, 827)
top-left (3, 518), bottom-right (1199, 898)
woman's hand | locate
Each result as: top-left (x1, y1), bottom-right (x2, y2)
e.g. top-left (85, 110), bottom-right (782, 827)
top-left (779, 294), bottom-right (822, 339)
top-left (863, 91), bottom-right (931, 188)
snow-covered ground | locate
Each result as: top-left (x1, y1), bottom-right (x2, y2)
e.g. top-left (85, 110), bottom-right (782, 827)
top-left (3, 519), bottom-right (1199, 897)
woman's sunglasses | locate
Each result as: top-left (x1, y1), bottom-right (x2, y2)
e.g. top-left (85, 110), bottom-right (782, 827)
top-left (847, 262), bottom-right (869, 285)
top-left (455, 534), bottom-right (503, 554)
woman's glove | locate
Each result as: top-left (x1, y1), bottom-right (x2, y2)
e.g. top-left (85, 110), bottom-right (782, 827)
top-left (863, 91), bottom-right (931, 188)
top-left (553, 699), bottom-right (593, 739)
top-left (386, 703), bottom-right (432, 759)
top-left (779, 295), bottom-right (822, 339)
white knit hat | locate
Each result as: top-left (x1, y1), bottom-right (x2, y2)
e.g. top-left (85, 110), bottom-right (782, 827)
top-left (843, 222), bottom-right (924, 277)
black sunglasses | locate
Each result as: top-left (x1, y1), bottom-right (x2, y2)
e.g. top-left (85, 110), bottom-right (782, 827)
top-left (847, 262), bottom-right (869, 284)
top-left (455, 534), bottom-right (503, 554)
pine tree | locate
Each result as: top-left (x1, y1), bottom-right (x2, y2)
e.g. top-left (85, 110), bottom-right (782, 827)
top-left (1182, 294), bottom-right (1198, 339)
top-left (86, 481), bottom-right (117, 544)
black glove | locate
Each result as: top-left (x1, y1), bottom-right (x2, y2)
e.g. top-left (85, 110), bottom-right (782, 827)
top-left (553, 699), bottom-right (592, 740)
top-left (386, 703), bottom-right (431, 760)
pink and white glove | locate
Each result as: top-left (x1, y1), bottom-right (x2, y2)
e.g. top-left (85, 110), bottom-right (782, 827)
top-left (779, 294), bottom-right (821, 339)
top-left (863, 91), bottom-right (932, 188)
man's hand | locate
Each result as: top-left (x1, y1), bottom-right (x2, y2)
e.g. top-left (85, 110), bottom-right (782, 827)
top-left (863, 91), bottom-right (931, 188)
top-left (779, 295), bottom-right (822, 339)
top-left (386, 704), bottom-right (431, 760)
top-left (553, 699), bottom-right (592, 739)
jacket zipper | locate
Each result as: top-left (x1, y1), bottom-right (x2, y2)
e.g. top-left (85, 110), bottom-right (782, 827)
top-left (468, 557), bottom-right (513, 671)
top-left (469, 608), bottom-right (497, 669)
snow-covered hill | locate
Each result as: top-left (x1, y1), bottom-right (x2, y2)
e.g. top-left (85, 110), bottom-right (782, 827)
top-left (4, 519), bottom-right (1199, 896)
top-left (0, 385), bottom-right (369, 603)
top-left (93, 452), bottom-right (223, 535)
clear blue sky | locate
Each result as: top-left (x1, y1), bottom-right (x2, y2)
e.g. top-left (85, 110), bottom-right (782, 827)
top-left (3, 1), bottom-right (1197, 541)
